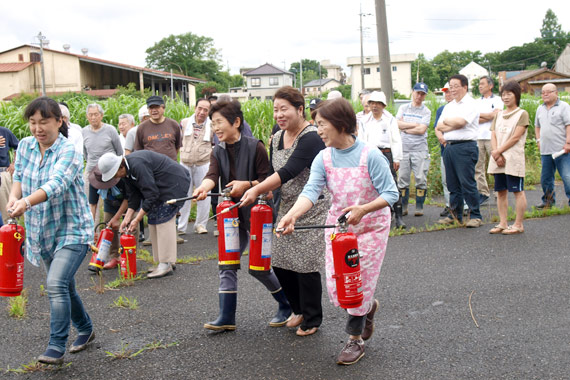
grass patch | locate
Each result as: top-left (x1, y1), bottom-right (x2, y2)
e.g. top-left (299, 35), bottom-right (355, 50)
top-left (39, 284), bottom-right (46, 297)
top-left (176, 252), bottom-right (218, 264)
top-left (111, 295), bottom-right (139, 310)
top-left (2, 360), bottom-right (72, 373)
top-left (105, 274), bottom-right (146, 290)
top-left (105, 341), bottom-right (178, 360)
top-left (137, 248), bottom-right (154, 264)
top-left (7, 289), bottom-right (28, 319)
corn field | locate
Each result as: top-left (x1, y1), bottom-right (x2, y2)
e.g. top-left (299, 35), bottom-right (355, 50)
top-left (0, 92), bottom-right (554, 195)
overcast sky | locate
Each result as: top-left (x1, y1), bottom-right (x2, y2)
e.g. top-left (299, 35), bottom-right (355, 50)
top-left (1, 0), bottom-right (569, 79)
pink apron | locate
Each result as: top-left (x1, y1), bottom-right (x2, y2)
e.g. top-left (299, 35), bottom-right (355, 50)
top-left (323, 145), bottom-right (391, 316)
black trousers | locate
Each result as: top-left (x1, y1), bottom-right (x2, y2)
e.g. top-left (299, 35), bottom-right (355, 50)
top-left (346, 314), bottom-right (366, 336)
top-left (273, 267), bottom-right (322, 330)
top-left (381, 149), bottom-right (402, 210)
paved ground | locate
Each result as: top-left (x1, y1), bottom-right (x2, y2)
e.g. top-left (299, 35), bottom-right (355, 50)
top-left (1, 185), bottom-right (569, 379)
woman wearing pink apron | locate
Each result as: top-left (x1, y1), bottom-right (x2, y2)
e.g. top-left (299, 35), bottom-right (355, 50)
top-left (277, 98), bottom-right (398, 366)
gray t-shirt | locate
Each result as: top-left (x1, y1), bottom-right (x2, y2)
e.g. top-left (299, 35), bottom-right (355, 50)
top-left (534, 99), bottom-right (570, 154)
top-left (124, 125), bottom-right (138, 152)
top-left (535, 99), bottom-right (570, 155)
top-left (396, 103), bottom-right (431, 152)
top-left (82, 123), bottom-right (123, 172)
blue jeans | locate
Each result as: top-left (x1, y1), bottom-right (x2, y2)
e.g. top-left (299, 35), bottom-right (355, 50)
top-left (442, 141), bottom-right (482, 221)
top-left (540, 153), bottom-right (570, 204)
top-left (43, 244), bottom-right (92, 353)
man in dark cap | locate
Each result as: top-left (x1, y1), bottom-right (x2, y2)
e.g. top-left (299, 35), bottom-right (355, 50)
top-left (134, 96), bottom-right (181, 162)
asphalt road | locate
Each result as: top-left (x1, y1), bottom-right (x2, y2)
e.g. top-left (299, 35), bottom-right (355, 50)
top-left (1, 186), bottom-right (569, 379)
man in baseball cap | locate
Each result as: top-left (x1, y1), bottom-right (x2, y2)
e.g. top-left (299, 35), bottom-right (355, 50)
top-left (395, 82), bottom-right (431, 217)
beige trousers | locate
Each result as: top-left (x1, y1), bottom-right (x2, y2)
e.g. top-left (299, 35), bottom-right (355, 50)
top-left (149, 216), bottom-right (177, 264)
top-left (0, 171), bottom-right (13, 222)
top-left (475, 139), bottom-right (492, 197)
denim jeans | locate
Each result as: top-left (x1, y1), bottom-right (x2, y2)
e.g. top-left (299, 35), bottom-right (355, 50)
top-left (442, 141), bottom-right (482, 221)
top-left (540, 153), bottom-right (570, 205)
top-left (43, 244), bottom-right (92, 353)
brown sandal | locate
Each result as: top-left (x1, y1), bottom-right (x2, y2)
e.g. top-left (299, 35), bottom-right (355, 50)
top-left (489, 225), bottom-right (507, 234)
top-left (296, 327), bottom-right (318, 336)
top-left (502, 225), bottom-right (524, 235)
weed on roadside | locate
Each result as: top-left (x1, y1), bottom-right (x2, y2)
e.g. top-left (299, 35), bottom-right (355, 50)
top-left (89, 272), bottom-right (105, 294)
top-left (137, 248), bottom-right (153, 264)
top-left (2, 360), bottom-right (72, 373)
top-left (176, 252), bottom-right (218, 264)
top-left (111, 295), bottom-right (139, 310)
top-left (144, 341), bottom-right (178, 351)
top-left (39, 284), bottom-right (46, 297)
top-left (105, 274), bottom-right (145, 290)
top-left (105, 343), bottom-right (145, 360)
top-left (7, 289), bottom-right (28, 319)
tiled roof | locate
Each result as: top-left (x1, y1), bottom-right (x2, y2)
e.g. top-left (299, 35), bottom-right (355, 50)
top-left (0, 44), bottom-right (205, 83)
top-left (0, 62), bottom-right (34, 73)
top-left (3, 89), bottom-right (118, 101)
top-left (304, 78), bottom-right (340, 87)
top-left (243, 63), bottom-right (293, 76)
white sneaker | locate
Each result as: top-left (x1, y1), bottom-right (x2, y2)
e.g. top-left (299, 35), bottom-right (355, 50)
top-left (194, 225), bottom-right (208, 234)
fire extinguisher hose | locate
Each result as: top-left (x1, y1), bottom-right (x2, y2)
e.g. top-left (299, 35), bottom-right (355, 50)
top-left (165, 193), bottom-right (223, 205)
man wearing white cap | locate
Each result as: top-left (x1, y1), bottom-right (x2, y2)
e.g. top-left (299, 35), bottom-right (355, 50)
top-left (97, 150), bottom-right (190, 278)
top-left (359, 91), bottom-right (405, 228)
top-left (124, 105), bottom-right (150, 155)
top-left (396, 82), bottom-right (431, 217)
top-left (327, 90), bottom-right (342, 100)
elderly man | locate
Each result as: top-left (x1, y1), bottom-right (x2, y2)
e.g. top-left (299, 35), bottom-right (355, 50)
top-left (535, 83), bottom-right (570, 208)
top-left (359, 91), bottom-right (405, 228)
top-left (396, 82), bottom-right (431, 216)
top-left (475, 76), bottom-right (503, 204)
top-left (134, 96), bottom-right (181, 162)
top-left (118, 114), bottom-right (135, 150)
top-left (435, 74), bottom-right (482, 227)
top-left (97, 150), bottom-right (190, 278)
top-left (58, 104), bottom-right (83, 158)
top-left (83, 103), bottom-right (123, 221)
top-left (178, 99), bottom-right (213, 235)
top-left (124, 105), bottom-right (149, 155)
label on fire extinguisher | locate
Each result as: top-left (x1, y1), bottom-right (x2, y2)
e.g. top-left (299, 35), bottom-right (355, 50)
top-left (97, 239), bottom-right (112, 263)
top-left (16, 262), bottom-right (24, 286)
top-left (344, 248), bottom-right (360, 268)
top-left (261, 223), bottom-right (272, 258)
top-left (224, 217), bottom-right (239, 252)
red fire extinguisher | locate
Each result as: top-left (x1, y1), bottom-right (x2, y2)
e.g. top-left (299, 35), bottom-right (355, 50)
top-left (88, 223), bottom-right (114, 272)
top-left (331, 213), bottom-right (363, 309)
top-left (249, 194), bottom-right (273, 273)
top-left (216, 188), bottom-right (240, 270)
top-left (119, 233), bottom-right (137, 279)
top-left (0, 218), bottom-right (25, 297)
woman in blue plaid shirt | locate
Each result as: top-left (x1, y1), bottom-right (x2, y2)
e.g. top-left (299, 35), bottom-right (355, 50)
top-left (7, 97), bottom-right (95, 365)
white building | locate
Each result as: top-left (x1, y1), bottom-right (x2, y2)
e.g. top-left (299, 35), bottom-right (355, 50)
top-left (347, 54), bottom-right (415, 100)
top-left (554, 43), bottom-right (570, 75)
top-left (242, 63), bottom-right (294, 100)
top-left (320, 59), bottom-right (343, 82)
top-left (459, 61), bottom-right (489, 90)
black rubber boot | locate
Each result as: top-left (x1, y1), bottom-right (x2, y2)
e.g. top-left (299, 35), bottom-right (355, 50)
top-left (269, 288), bottom-right (292, 327)
top-left (415, 188), bottom-right (426, 216)
top-left (400, 188), bottom-right (409, 216)
top-left (204, 292), bottom-right (237, 331)
top-left (394, 202), bottom-right (406, 229)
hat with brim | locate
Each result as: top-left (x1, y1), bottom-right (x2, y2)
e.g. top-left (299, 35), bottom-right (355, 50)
top-left (98, 152), bottom-right (123, 183)
top-left (368, 91), bottom-right (387, 105)
top-left (146, 95), bottom-right (165, 107)
top-left (89, 166), bottom-right (119, 190)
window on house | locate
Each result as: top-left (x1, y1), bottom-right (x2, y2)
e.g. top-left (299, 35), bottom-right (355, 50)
top-left (269, 77), bottom-right (279, 86)
top-left (376, 67), bottom-right (380, 72)
top-left (30, 52), bottom-right (40, 62)
top-left (18, 54), bottom-right (24, 62)
top-left (251, 78), bottom-right (261, 87)
top-left (363, 68), bottom-right (371, 75)
top-left (392, 66), bottom-right (397, 72)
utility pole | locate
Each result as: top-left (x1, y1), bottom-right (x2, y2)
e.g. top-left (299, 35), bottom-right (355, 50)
top-left (359, 3), bottom-right (371, 93)
top-left (375, 0), bottom-right (393, 103)
top-left (34, 32), bottom-right (48, 96)
top-left (300, 60), bottom-right (304, 95)
top-left (170, 69), bottom-right (174, 99)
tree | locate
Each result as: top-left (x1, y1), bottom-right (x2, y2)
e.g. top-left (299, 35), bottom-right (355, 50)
top-left (431, 50), bottom-right (483, 86)
top-left (411, 53), bottom-right (440, 91)
top-left (145, 33), bottom-right (222, 80)
top-left (289, 59), bottom-right (328, 86)
top-left (538, 9), bottom-right (570, 54)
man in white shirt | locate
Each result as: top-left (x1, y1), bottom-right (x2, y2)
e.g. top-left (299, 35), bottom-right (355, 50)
top-left (475, 76), bottom-right (503, 204)
top-left (59, 104), bottom-right (83, 158)
top-left (435, 74), bottom-right (482, 227)
top-left (359, 91), bottom-right (405, 228)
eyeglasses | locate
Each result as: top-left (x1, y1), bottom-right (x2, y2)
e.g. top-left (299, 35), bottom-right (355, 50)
top-left (541, 90), bottom-right (555, 95)
top-left (448, 85), bottom-right (463, 89)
